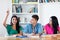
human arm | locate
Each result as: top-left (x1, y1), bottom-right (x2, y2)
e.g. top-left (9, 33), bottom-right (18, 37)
top-left (3, 10), bottom-right (9, 27)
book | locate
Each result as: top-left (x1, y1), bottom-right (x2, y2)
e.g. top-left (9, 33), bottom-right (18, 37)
top-left (58, 0), bottom-right (60, 2)
top-left (28, 0), bottom-right (38, 2)
top-left (12, 5), bottom-right (16, 13)
top-left (16, 5), bottom-right (22, 13)
top-left (14, 0), bottom-right (19, 3)
top-left (55, 0), bottom-right (58, 2)
top-left (23, 0), bottom-right (28, 3)
top-left (12, 0), bottom-right (14, 3)
top-left (45, 0), bottom-right (49, 3)
top-left (16, 35), bottom-right (28, 38)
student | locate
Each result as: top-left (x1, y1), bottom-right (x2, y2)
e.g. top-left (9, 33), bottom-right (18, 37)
top-left (3, 10), bottom-right (23, 35)
top-left (44, 16), bottom-right (60, 34)
top-left (23, 15), bottom-right (43, 35)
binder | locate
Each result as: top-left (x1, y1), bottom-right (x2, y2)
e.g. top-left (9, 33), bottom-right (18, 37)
top-left (45, 0), bottom-right (49, 3)
top-left (12, 0), bottom-right (14, 3)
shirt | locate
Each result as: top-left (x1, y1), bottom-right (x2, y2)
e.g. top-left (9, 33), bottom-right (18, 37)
top-left (6, 24), bottom-right (23, 35)
top-left (23, 23), bottom-right (43, 34)
top-left (44, 24), bottom-right (60, 34)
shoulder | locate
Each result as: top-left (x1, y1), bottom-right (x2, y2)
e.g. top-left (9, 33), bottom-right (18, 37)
top-left (44, 23), bottom-right (50, 28)
top-left (6, 24), bottom-right (12, 27)
top-left (37, 23), bottom-right (42, 27)
top-left (37, 23), bottom-right (41, 25)
top-left (6, 24), bottom-right (12, 29)
top-left (45, 23), bottom-right (49, 27)
top-left (26, 24), bottom-right (32, 28)
top-left (36, 23), bottom-right (43, 28)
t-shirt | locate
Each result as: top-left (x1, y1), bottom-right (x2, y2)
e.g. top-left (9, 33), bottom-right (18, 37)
top-left (23, 23), bottom-right (43, 34)
top-left (44, 24), bottom-right (60, 34)
top-left (6, 24), bottom-right (23, 35)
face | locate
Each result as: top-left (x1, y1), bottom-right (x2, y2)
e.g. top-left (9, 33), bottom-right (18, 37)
top-left (49, 18), bottom-right (52, 26)
top-left (30, 18), bottom-right (37, 24)
top-left (12, 17), bottom-right (17, 25)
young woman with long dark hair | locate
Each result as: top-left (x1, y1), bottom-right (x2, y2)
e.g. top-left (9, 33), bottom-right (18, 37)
top-left (44, 16), bottom-right (60, 34)
top-left (3, 10), bottom-right (23, 35)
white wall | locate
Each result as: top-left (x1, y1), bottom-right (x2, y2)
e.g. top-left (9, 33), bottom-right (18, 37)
top-left (39, 2), bottom-right (60, 26)
top-left (0, 0), bottom-right (12, 36)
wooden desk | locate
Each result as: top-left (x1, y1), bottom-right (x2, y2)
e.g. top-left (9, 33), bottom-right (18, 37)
top-left (0, 34), bottom-right (60, 40)
top-left (41, 34), bottom-right (60, 40)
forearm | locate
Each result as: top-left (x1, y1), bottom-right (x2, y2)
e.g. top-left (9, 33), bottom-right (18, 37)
top-left (3, 15), bottom-right (8, 27)
top-left (3, 10), bottom-right (9, 27)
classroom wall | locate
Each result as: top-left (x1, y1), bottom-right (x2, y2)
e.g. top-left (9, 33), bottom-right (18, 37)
top-left (39, 2), bottom-right (60, 25)
top-left (0, 0), bottom-right (12, 36)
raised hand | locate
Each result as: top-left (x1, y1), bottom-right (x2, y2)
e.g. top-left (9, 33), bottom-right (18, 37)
top-left (6, 10), bottom-right (9, 16)
top-left (3, 9), bottom-right (10, 27)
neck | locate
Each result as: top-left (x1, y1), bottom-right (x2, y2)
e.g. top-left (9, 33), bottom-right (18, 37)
top-left (13, 24), bottom-right (16, 27)
top-left (50, 24), bottom-right (53, 27)
top-left (32, 23), bottom-right (37, 27)
top-left (12, 24), bottom-right (16, 30)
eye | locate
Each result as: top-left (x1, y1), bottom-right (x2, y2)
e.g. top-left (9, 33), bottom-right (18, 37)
top-left (13, 19), bottom-right (14, 20)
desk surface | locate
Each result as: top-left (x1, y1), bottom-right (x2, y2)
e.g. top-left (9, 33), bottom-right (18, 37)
top-left (0, 34), bottom-right (60, 40)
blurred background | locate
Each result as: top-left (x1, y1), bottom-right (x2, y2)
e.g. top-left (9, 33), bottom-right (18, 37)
top-left (0, 0), bottom-right (60, 36)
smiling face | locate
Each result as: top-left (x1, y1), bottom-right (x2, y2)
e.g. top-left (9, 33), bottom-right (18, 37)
top-left (30, 15), bottom-right (39, 25)
top-left (12, 17), bottom-right (17, 25)
top-left (30, 18), bottom-right (37, 24)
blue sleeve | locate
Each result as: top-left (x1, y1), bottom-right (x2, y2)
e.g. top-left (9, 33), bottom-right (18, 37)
top-left (38, 24), bottom-right (43, 34)
top-left (23, 24), bottom-right (29, 33)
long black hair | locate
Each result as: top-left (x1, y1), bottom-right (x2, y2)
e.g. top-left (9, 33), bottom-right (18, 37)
top-left (50, 16), bottom-right (59, 34)
top-left (11, 15), bottom-right (20, 33)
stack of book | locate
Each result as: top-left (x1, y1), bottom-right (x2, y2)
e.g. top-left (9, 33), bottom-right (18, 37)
top-left (39, 0), bottom-right (60, 3)
top-left (12, 0), bottom-right (20, 3)
top-left (12, 4), bottom-right (38, 13)
top-left (12, 5), bottom-right (22, 13)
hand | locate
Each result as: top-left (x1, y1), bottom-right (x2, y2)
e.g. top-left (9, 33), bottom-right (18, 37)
top-left (6, 10), bottom-right (9, 16)
top-left (19, 31), bottom-right (23, 35)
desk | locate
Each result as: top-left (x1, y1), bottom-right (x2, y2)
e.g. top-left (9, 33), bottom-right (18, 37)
top-left (0, 34), bottom-right (60, 40)
top-left (41, 34), bottom-right (60, 40)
